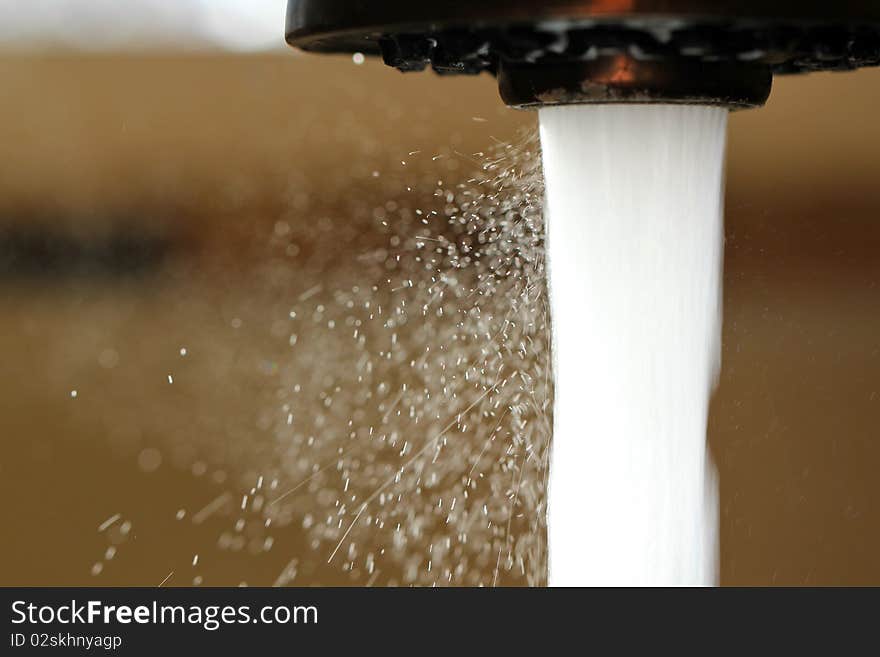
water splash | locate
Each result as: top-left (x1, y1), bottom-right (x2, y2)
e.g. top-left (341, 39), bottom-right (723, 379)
top-left (93, 132), bottom-right (553, 586)
top-left (261, 132), bottom-right (552, 586)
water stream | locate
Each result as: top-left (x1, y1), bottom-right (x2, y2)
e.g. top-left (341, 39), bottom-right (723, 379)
top-left (540, 104), bottom-right (727, 585)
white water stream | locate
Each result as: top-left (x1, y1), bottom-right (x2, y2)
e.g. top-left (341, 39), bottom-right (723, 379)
top-left (540, 104), bottom-right (727, 585)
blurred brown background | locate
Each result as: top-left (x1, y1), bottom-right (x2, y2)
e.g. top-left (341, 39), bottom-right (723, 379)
top-left (0, 53), bottom-right (878, 585)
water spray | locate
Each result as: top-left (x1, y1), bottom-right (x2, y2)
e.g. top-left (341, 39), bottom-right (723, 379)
top-left (285, 2), bottom-right (880, 586)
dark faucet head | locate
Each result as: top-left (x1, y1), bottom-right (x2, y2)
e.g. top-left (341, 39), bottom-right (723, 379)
top-left (285, 1), bottom-right (880, 109)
